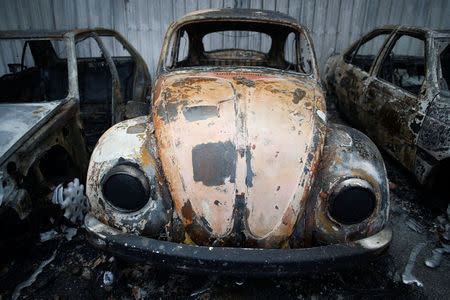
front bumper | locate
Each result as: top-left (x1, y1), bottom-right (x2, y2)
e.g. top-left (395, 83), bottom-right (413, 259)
top-left (85, 213), bottom-right (392, 276)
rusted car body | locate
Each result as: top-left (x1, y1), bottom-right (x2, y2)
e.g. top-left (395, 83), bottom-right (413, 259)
top-left (324, 26), bottom-right (450, 190)
top-left (85, 9), bottom-right (391, 275)
top-left (0, 29), bottom-right (150, 222)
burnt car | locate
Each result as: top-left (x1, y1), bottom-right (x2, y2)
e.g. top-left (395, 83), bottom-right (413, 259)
top-left (324, 26), bottom-right (450, 192)
top-left (85, 9), bottom-right (391, 275)
top-left (0, 29), bottom-right (150, 223)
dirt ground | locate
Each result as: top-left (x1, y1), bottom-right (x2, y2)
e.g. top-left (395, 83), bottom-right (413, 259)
top-left (0, 102), bottom-right (449, 300)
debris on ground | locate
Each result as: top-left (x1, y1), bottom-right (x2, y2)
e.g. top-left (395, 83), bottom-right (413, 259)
top-left (40, 226), bottom-right (78, 243)
top-left (406, 218), bottom-right (426, 234)
top-left (40, 229), bottom-right (59, 242)
top-left (425, 203), bottom-right (450, 269)
top-left (81, 268), bottom-right (92, 280)
top-left (402, 242), bottom-right (426, 287)
top-left (11, 250), bottom-right (57, 300)
top-left (190, 285), bottom-right (211, 297)
top-left (61, 226), bottom-right (78, 241)
top-left (132, 285), bottom-right (148, 299)
top-left (103, 271), bottom-right (114, 286)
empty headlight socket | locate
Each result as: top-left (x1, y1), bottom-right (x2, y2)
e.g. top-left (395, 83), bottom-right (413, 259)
top-left (101, 164), bottom-right (151, 212)
top-left (326, 178), bottom-right (377, 226)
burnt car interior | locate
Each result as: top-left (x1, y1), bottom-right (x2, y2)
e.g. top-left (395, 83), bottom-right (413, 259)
top-left (0, 35), bottom-right (139, 148)
top-left (378, 34), bottom-right (426, 95)
top-left (345, 31), bottom-right (391, 72)
top-left (75, 36), bottom-right (137, 146)
top-left (345, 31), bottom-right (426, 95)
top-left (167, 21), bottom-right (312, 74)
top-left (0, 40), bottom-right (68, 102)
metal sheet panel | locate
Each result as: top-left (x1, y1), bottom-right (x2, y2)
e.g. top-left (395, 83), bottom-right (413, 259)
top-left (0, 0), bottom-right (448, 77)
top-left (0, 100), bottom-right (64, 165)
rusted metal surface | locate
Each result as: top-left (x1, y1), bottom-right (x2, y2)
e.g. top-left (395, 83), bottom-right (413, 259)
top-left (86, 8), bottom-right (390, 255)
top-left (324, 25), bottom-right (450, 186)
top-left (304, 124), bottom-right (389, 246)
top-left (153, 71), bottom-right (325, 248)
top-left (85, 212), bottom-right (392, 276)
top-left (86, 116), bottom-right (172, 237)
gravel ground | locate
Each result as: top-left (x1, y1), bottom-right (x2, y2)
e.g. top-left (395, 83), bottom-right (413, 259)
top-left (0, 102), bottom-right (449, 300)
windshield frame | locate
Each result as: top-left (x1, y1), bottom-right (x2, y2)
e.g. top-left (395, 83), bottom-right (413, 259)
top-left (157, 19), bottom-right (319, 80)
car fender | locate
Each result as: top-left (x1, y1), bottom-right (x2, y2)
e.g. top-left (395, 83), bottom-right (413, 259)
top-left (86, 116), bottom-right (172, 237)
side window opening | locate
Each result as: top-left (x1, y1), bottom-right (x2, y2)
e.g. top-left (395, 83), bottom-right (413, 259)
top-left (284, 32), bottom-right (296, 67)
top-left (0, 39), bottom-right (67, 102)
top-left (284, 32), bottom-right (312, 74)
top-left (350, 32), bottom-right (390, 72)
top-left (177, 30), bottom-right (189, 66)
top-left (299, 33), bottom-right (312, 74)
top-left (437, 40), bottom-right (449, 91)
top-left (378, 34), bottom-right (425, 95)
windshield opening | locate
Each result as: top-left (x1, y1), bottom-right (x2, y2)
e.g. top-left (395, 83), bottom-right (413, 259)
top-left (165, 21), bottom-right (313, 75)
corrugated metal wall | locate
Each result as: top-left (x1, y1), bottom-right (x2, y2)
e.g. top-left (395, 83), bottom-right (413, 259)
top-left (0, 0), bottom-right (449, 77)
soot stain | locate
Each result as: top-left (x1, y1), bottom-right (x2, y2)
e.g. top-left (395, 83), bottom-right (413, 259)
top-left (183, 105), bottom-right (218, 122)
top-left (192, 141), bottom-right (236, 186)
top-left (292, 88), bottom-right (306, 104)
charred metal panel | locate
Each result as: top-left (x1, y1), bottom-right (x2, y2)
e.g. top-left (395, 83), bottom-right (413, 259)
top-left (0, 101), bottom-right (63, 165)
top-left (415, 91), bottom-right (450, 182)
top-left (86, 116), bottom-right (172, 237)
top-left (293, 123), bottom-right (389, 246)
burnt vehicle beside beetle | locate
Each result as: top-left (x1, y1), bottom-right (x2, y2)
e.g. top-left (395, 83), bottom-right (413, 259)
top-left (324, 26), bottom-right (450, 194)
top-left (0, 29), bottom-right (150, 227)
top-left (85, 9), bottom-right (391, 275)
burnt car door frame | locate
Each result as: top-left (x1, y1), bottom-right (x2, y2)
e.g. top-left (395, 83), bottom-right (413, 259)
top-left (363, 29), bottom-right (433, 171)
top-left (65, 29), bottom-right (151, 123)
top-left (333, 28), bottom-right (394, 130)
top-left (64, 29), bottom-right (151, 149)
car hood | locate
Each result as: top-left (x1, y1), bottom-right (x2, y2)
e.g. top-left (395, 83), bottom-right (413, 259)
top-left (153, 70), bottom-right (326, 248)
top-left (0, 101), bottom-right (64, 165)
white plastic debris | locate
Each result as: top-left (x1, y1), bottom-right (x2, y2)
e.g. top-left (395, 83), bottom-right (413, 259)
top-left (40, 229), bottom-right (59, 242)
top-left (62, 226), bottom-right (78, 241)
top-left (103, 271), bottom-right (114, 286)
top-left (402, 242), bottom-right (426, 287)
top-left (52, 178), bottom-right (89, 224)
top-left (425, 248), bottom-right (444, 268)
top-left (235, 280), bottom-right (244, 286)
top-left (190, 286), bottom-right (211, 297)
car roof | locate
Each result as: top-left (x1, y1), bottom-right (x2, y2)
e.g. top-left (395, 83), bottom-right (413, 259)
top-left (374, 25), bottom-right (450, 38)
top-left (173, 8), bottom-right (300, 28)
top-left (0, 28), bottom-right (119, 40)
